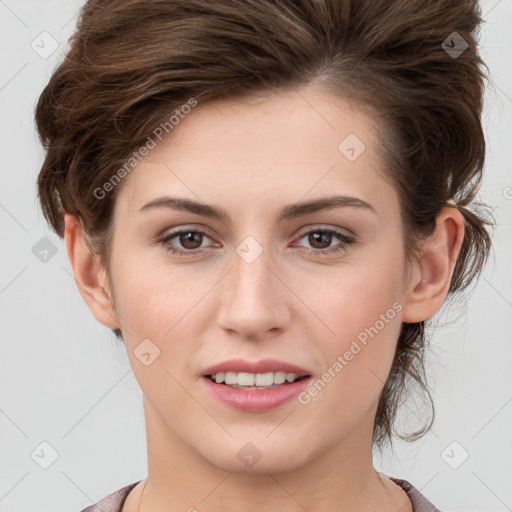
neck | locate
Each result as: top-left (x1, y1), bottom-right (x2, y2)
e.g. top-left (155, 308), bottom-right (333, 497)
top-left (132, 397), bottom-right (410, 512)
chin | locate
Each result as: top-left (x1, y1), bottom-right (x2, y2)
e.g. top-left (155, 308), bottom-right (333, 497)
top-left (198, 436), bottom-right (312, 475)
top-left (211, 453), bottom-right (306, 476)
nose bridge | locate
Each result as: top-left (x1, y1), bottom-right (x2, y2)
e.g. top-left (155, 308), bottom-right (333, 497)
top-left (217, 236), bottom-right (288, 338)
top-left (231, 237), bottom-right (279, 308)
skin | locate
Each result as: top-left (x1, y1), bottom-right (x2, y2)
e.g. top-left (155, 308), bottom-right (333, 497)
top-left (65, 84), bottom-right (465, 512)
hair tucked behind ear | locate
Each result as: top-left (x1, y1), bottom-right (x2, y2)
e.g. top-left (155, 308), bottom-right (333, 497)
top-left (34, 0), bottom-right (493, 450)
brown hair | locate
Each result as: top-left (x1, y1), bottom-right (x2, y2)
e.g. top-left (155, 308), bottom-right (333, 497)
top-left (35, 0), bottom-right (493, 450)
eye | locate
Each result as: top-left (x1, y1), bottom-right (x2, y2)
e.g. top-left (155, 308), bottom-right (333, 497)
top-left (156, 228), bottom-right (219, 257)
top-left (155, 226), bottom-right (356, 258)
top-left (293, 227), bottom-right (356, 256)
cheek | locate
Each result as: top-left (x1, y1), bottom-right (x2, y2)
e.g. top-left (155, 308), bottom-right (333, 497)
top-left (302, 251), bottom-right (404, 411)
top-left (299, 292), bottom-right (402, 433)
top-left (111, 256), bottom-right (206, 417)
top-left (110, 252), bottom-right (218, 376)
top-left (310, 253), bottom-right (404, 345)
top-left (110, 245), bottom-right (208, 332)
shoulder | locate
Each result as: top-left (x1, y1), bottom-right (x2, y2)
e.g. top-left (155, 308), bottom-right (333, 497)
top-left (78, 481), bottom-right (141, 512)
top-left (390, 477), bottom-right (442, 512)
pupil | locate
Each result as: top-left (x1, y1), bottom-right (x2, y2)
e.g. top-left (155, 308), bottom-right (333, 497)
top-left (181, 231), bottom-right (202, 249)
top-left (309, 232), bottom-right (331, 249)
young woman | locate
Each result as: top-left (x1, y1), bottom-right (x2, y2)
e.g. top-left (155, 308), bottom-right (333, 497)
top-left (34, 0), bottom-right (492, 511)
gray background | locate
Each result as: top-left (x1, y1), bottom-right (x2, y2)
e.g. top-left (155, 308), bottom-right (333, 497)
top-left (1, 0), bottom-right (511, 511)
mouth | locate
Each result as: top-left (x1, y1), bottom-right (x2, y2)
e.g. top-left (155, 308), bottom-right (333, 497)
top-left (200, 359), bottom-right (312, 411)
top-left (205, 371), bottom-right (310, 390)
top-left (201, 358), bottom-right (311, 389)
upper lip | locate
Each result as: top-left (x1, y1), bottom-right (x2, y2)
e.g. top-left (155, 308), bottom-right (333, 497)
top-left (202, 358), bottom-right (311, 378)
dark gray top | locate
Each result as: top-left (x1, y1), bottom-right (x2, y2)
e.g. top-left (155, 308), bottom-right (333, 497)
top-left (79, 477), bottom-right (441, 511)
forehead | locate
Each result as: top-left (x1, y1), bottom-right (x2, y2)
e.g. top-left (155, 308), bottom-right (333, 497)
top-left (116, 85), bottom-right (398, 220)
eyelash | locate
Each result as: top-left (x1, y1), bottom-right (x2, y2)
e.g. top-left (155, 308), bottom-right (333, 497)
top-left (155, 227), bottom-right (356, 258)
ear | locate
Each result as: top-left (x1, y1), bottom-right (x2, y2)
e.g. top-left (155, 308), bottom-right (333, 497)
top-left (401, 205), bottom-right (465, 323)
top-left (64, 214), bottom-right (120, 330)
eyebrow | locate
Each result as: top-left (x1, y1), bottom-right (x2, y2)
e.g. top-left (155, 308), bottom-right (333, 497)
top-left (138, 195), bottom-right (376, 222)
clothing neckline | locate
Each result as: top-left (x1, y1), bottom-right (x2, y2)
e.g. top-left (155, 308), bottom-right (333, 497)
top-left (109, 476), bottom-right (440, 512)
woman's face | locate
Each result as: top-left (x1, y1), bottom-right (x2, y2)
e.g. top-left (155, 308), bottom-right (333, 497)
top-left (96, 86), bottom-right (416, 472)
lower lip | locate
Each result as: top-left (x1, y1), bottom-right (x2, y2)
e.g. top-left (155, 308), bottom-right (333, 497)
top-left (201, 376), bottom-right (311, 412)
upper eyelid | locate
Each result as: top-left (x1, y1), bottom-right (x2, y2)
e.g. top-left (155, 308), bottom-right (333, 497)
top-left (159, 225), bottom-right (216, 241)
top-left (295, 224), bottom-right (354, 238)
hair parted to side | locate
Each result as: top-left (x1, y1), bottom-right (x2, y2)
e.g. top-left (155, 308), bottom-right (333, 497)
top-left (35, 0), bottom-right (493, 450)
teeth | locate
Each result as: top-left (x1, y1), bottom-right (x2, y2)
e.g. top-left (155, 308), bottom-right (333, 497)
top-left (238, 372), bottom-right (255, 386)
top-left (224, 372), bottom-right (237, 385)
top-left (210, 371), bottom-right (302, 387)
top-left (274, 371), bottom-right (287, 384)
top-left (255, 372), bottom-right (273, 386)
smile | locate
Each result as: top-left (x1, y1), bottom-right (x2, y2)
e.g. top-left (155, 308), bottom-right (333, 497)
top-left (208, 371), bottom-right (305, 388)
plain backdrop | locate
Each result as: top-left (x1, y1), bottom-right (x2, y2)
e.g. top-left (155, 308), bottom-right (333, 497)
top-left (0, 1), bottom-right (511, 511)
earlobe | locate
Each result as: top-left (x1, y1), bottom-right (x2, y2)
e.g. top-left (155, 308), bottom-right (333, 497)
top-left (401, 206), bottom-right (465, 324)
top-left (64, 214), bottom-right (120, 330)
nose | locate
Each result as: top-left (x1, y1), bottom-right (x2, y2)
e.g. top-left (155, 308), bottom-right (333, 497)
top-left (216, 242), bottom-right (291, 341)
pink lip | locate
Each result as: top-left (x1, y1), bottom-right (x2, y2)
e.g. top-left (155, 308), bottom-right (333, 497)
top-left (201, 358), bottom-right (311, 377)
top-left (200, 358), bottom-right (312, 412)
top-left (201, 375), bottom-right (312, 412)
